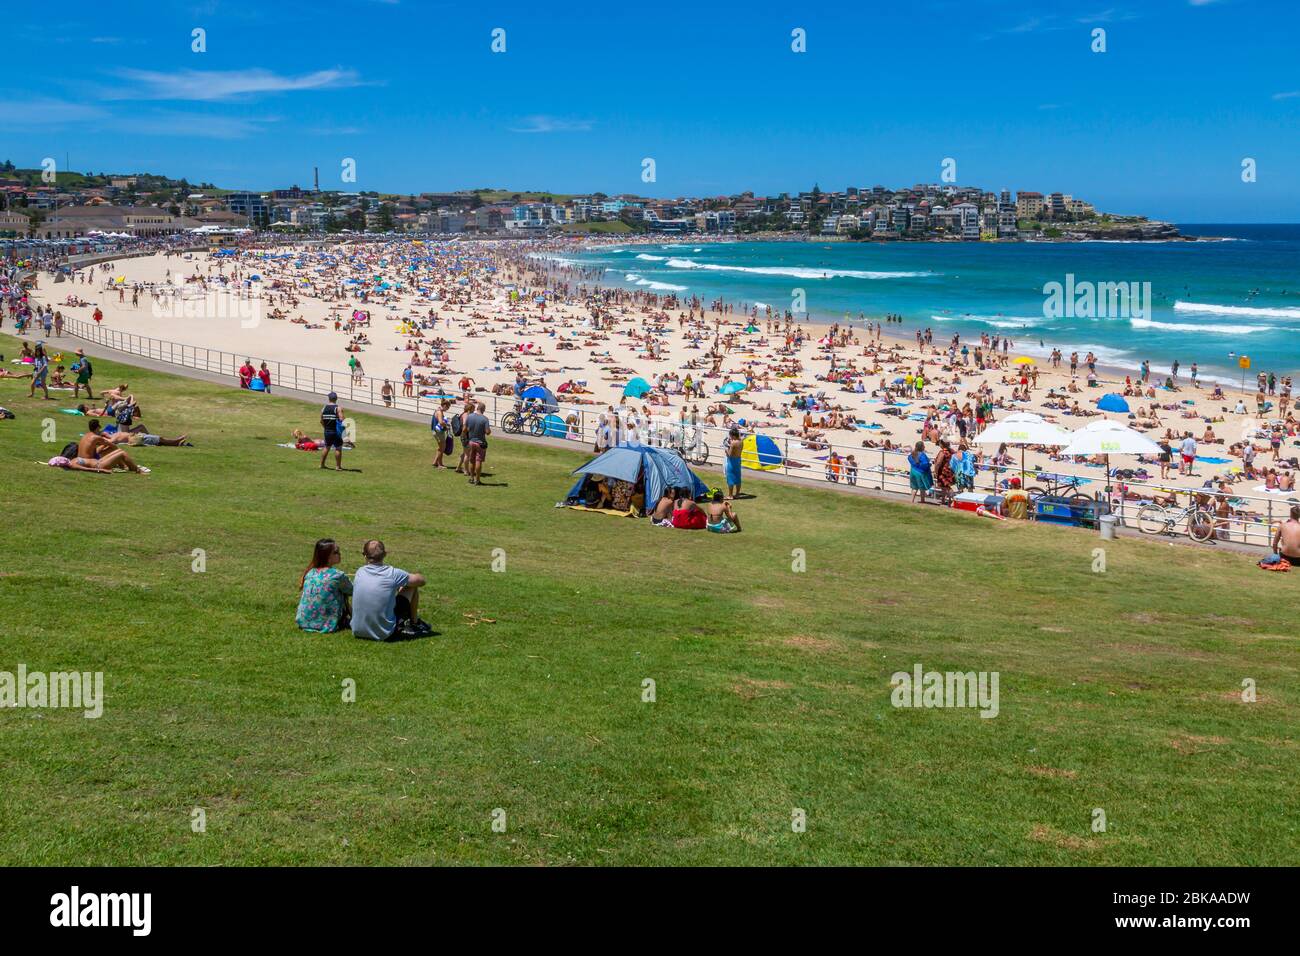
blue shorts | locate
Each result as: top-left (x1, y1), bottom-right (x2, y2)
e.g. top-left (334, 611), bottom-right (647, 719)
top-left (725, 456), bottom-right (742, 487)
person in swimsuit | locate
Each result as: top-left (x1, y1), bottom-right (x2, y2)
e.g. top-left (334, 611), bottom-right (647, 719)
top-left (671, 494), bottom-right (707, 530)
top-left (724, 426), bottom-right (743, 500)
top-left (705, 491), bottom-right (741, 533)
top-left (1272, 505), bottom-right (1300, 564)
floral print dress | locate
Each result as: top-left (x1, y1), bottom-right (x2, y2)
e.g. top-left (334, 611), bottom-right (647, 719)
top-left (296, 567), bottom-right (352, 633)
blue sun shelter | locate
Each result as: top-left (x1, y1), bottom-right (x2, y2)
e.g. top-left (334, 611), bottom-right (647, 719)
top-left (622, 377), bottom-right (652, 399)
top-left (741, 433), bottom-right (782, 470)
top-left (565, 444), bottom-right (708, 513)
top-left (542, 414), bottom-right (568, 438)
top-left (520, 384), bottom-right (559, 412)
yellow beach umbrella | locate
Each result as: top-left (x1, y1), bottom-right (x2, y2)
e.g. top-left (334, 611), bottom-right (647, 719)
top-left (1013, 356), bottom-right (1035, 365)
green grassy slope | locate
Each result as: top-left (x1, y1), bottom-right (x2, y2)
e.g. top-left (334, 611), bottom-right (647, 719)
top-left (0, 333), bottom-right (1295, 865)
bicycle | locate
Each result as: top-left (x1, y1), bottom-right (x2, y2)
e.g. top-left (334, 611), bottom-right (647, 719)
top-left (1024, 472), bottom-right (1096, 505)
top-left (500, 408), bottom-right (546, 437)
top-left (672, 429), bottom-right (710, 465)
top-left (1136, 501), bottom-right (1216, 542)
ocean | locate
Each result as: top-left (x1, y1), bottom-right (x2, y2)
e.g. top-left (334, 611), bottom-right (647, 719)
top-left (559, 224), bottom-right (1300, 383)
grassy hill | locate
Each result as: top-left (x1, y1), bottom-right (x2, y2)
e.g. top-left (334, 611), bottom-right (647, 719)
top-left (0, 333), bottom-right (1295, 865)
top-left (560, 220), bottom-right (635, 234)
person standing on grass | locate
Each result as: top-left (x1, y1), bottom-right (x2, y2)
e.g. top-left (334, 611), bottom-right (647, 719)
top-left (723, 426), bottom-right (743, 500)
top-left (71, 349), bottom-right (93, 399)
top-left (462, 401), bottom-right (491, 486)
top-left (431, 399), bottom-right (451, 469)
top-left (28, 342), bottom-right (50, 400)
top-left (319, 391), bottom-right (346, 470)
top-left (238, 358), bottom-right (255, 389)
top-left (258, 362), bottom-right (272, 393)
top-left (908, 441), bottom-right (933, 504)
top-left (453, 397), bottom-right (475, 474)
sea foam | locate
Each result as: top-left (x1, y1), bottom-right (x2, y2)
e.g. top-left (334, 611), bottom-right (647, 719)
top-left (664, 257), bottom-right (933, 280)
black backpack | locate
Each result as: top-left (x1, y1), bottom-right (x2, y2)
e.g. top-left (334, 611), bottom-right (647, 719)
top-left (60, 441), bottom-right (78, 458)
top-left (449, 413), bottom-right (463, 437)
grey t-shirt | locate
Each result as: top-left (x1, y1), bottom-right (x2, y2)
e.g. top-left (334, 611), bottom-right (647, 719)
top-left (463, 412), bottom-right (490, 446)
top-left (351, 564), bottom-right (410, 640)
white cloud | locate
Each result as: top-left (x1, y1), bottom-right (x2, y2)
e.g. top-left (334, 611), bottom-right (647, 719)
top-left (0, 97), bottom-right (108, 125)
top-left (509, 115), bottom-right (593, 134)
top-left (106, 68), bottom-right (363, 101)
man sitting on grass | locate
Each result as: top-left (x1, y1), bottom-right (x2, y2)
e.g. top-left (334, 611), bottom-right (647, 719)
top-left (351, 539), bottom-right (431, 640)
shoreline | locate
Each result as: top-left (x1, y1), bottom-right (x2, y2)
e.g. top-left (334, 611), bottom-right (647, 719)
top-left (551, 240), bottom-right (1297, 383)
top-left (21, 242), bottom-right (1295, 506)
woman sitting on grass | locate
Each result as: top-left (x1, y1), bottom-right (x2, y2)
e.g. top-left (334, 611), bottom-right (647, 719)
top-left (296, 538), bottom-right (353, 633)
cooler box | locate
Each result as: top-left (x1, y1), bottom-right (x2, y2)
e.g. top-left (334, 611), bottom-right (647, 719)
top-left (1035, 496), bottom-right (1079, 526)
top-left (954, 493), bottom-right (1004, 515)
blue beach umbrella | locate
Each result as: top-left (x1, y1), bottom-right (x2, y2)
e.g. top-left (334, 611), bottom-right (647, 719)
top-left (1097, 393), bottom-right (1130, 413)
top-left (719, 381), bottom-right (746, 395)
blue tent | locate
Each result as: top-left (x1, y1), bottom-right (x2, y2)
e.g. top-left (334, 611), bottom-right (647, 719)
top-left (622, 377), bottom-right (652, 398)
top-left (565, 444), bottom-right (708, 512)
top-left (521, 385), bottom-right (559, 412)
top-left (1097, 393), bottom-right (1130, 413)
top-left (542, 414), bottom-right (568, 438)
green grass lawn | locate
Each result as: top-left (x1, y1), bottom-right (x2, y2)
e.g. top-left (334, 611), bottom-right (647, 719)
top-left (560, 220), bottom-right (634, 234)
top-left (0, 332), bottom-right (1296, 865)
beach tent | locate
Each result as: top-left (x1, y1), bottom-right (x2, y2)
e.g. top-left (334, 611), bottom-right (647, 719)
top-left (741, 433), bottom-right (783, 470)
top-left (1061, 419), bottom-right (1161, 497)
top-left (622, 377), bottom-right (652, 398)
top-left (565, 444), bottom-right (708, 513)
top-left (520, 384), bottom-right (558, 412)
top-left (974, 411), bottom-right (1071, 479)
top-left (1096, 393), bottom-right (1130, 413)
top-left (542, 414), bottom-right (568, 438)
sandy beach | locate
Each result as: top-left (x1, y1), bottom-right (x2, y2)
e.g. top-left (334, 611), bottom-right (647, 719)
top-left (17, 239), bottom-right (1298, 510)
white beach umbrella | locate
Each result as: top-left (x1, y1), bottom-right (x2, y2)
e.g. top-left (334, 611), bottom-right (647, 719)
top-left (974, 412), bottom-right (1070, 479)
top-left (1061, 419), bottom-right (1162, 496)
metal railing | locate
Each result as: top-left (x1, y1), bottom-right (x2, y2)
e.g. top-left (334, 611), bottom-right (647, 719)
top-left (50, 315), bottom-right (1294, 550)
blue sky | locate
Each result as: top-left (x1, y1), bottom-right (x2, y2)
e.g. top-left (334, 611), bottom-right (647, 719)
top-left (4, 0), bottom-right (1298, 220)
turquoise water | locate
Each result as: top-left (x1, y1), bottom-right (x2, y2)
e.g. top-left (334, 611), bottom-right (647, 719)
top-left (560, 224), bottom-right (1300, 382)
